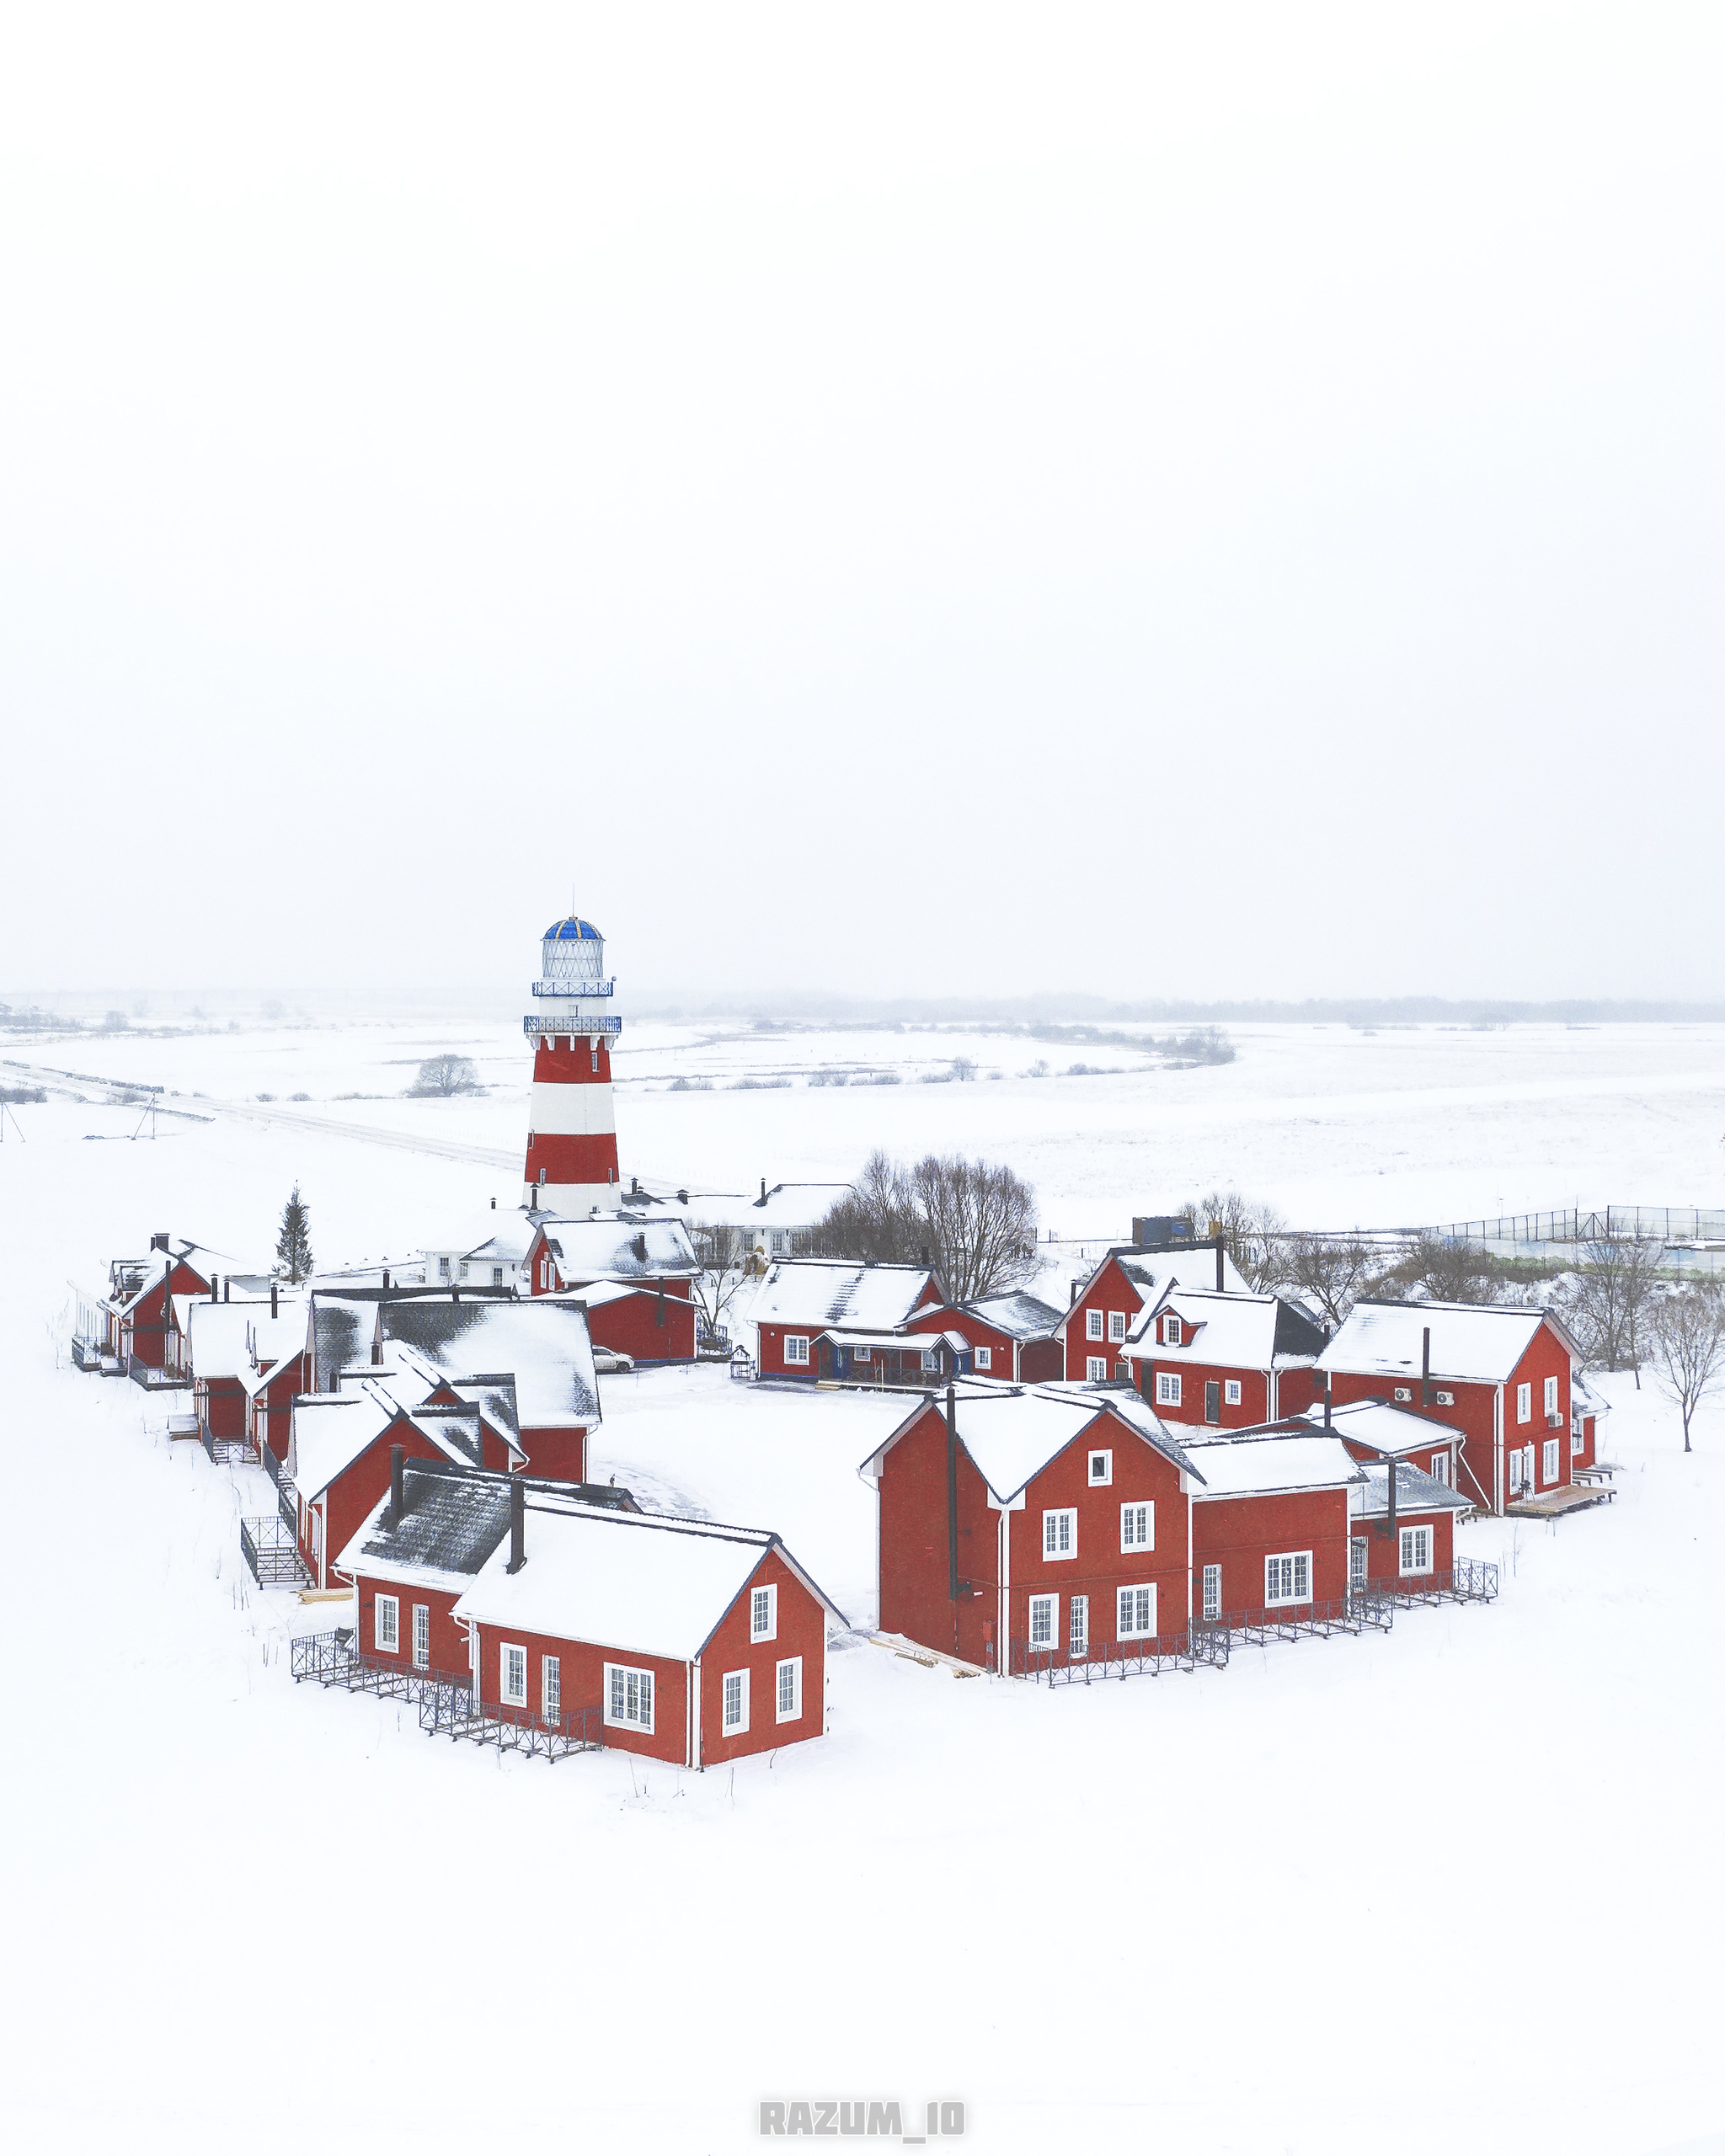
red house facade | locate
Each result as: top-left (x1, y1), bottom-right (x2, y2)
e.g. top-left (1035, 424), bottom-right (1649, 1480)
top-left (1183, 1434), bottom-right (1365, 1625)
top-left (749, 1260), bottom-right (943, 1382)
top-left (1124, 1288), bottom-right (1327, 1429)
top-left (902, 1292), bottom-right (1065, 1385)
top-left (1060, 1245), bottom-right (1247, 1384)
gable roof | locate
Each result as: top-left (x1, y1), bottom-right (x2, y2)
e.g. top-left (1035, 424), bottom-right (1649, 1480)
top-left (1317, 1300), bottom-right (1578, 1385)
top-left (1182, 1432), bottom-right (1365, 1497)
top-left (331, 1460), bottom-right (638, 1594)
top-left (1355, 1459), bottom-right (1473, 1517)
top-left (1062, 1245), bottom-right (1249, 1331)
top-left (533, 1214), bottom-right (700, 1281)
top-left (1295, 1398), bottom-right (1464, 1454)
top-left (857, 1384), bottom-right (1200, 1507)
top-left (450, 1500), bottom-right (846, 1659)
top-left (750, 1258), bottom-right (943, 1333)
top-left (184, 1298), bottom-right (273, 1380)
top-left (376, 1296), bottom-right (600, 1428)
top-left (1124, 1288), bottom-right (1327, 1367)
top-left (911, 1291), bottom-right (1065, 1342)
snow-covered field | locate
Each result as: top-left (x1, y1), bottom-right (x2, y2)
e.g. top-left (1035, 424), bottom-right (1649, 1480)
top-left (2, 1019), bottom-right (1721, 2156)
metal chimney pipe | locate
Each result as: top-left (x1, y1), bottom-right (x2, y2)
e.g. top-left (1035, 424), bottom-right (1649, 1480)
top-left (1323, 1372), bottom-right (1332, 1429)
top-left (1422, 1326), bottom-right (1432, 1407)
top-left (223, 1278), bottom-right (230, 1303)
top-left (507, 1475), bottom-right (526, 1573)
top-left (211, 1274), bottom-right (219, 1303)
top-left (1215, 1240), bottom-right (1224, 1293)
top-left (945, 1384), bottom-right (960, 1606)
top-left (382, 1267), bottom-right (391, 1293)
top-left (388, 1443), bottom-right (404, 1524)
top-left (1386, 1452), bottom-right (1398, 1544)
top-left (271, 1280), bottom-right (278, 1320)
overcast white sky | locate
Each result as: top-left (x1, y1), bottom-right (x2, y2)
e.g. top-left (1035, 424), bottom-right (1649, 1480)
top-left (3, 4), bottom-right (1721, 1007)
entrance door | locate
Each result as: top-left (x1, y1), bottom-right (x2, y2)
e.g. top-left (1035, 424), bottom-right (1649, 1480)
top-left (1525, 1443), bottom-right (1537, 1492)
top-left (1204, 1380), bottom-right (1221, 1424)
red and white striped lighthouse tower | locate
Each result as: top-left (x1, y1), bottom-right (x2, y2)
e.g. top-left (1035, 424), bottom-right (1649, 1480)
top-left (521, 907), bottom-right (622, 1214)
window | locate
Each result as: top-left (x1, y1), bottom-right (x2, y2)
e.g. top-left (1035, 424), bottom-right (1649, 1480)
top-left (1398, 1526), bottom-right (1434, 1575)
top-left (1204, 1380), bottom-right (1221, 1425)
top-left (1108, 1310), bottom-right (1127, 1343)
top-left (411, 1604), bottom-right (430, 1669)
top-left (1162, 1315), bottom-right (1181, 1347)
top-left (1116, 1583), bottom-right (1157, 1640)
top-left (723, 1670), bottom-right (750, 1733)
top-left (1543, 1438), bottom-right (1559, 1485)
top-left (1068, 1597), bottom-right (1088, 1654)
top-left (1088, 1449), bottom-right (1112, 1486)
top-left (1517, 1382), bottom-right (1532, 1423)
top-left (1509, 1449), bottom-right (1525, 1495)
top-left (921, 1348), bottom-right (939, 1373)
top-left (1086, 1356), bottom-right (1108, 1384)
top-left (1264, 1552), bottom-right (1312, 1607)
top-left (1120, 1502), bottom-right (1153, 1552)
top-left (500, 1642), bottom-right (528, 1706)
top-left (770, 1230), bottom-right (790, 1256)
top-left (492, 1266), bottom-right (504, 1287)
top-left (1042, 1509), bottom-right (1076, 1560)
top-left (1224, 1380), bottom-right (1242, 1406)
top-left (1430, 1452), bottom-right (1449, 1486)
top-left (458, 1261), bottom-right (469, 1282)
top-left (437, 1256), bottom-right (451, 1279)
top-left (590, 1046), bottom-right (599, 1072)
top-left (775, 1657), bottom-right (802, 1722)
top-left (374, 1593), bottom-right (399, 1654)
top-left (1544, 1375), bottom-right (1559, 1417)
top-left (1086, 1309), bottom-right (1104, 1342)
top-left (605, 1663), bottom-right (654, 1732)
top-left (543, 1655), bottom-right (561, 1721)
top-left (975, 1346), bottom-right (991, 1371)
top-left (1571, 1421), bottom-right (1584, 1458)
top-left (750, 1584), bottom-right (777, 1641)
top-left (854, 1343), bottom-right (871, 1361)
top-left (1156, 1372), bottom-right (1182, 1406)
top-left (1028, 1594), bottom-right (1056, 1649)
top-left (783, 1334), bottom-right (809, 1366)
top-left (1201, 1564), bottom-right (1221, 1621)
top-left (1350, 1538), bottom-right (1368, 1589)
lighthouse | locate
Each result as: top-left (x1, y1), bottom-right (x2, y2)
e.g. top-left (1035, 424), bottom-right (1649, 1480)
top-left (521, 908), bottom-right (623, 1214)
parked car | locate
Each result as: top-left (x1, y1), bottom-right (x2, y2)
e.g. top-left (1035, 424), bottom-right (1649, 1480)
top-left (592, 1348), bottom-right (635, 1374)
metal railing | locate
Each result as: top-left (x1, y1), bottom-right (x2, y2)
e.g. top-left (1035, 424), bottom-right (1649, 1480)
top-left (242, 1516), bottom-right (311, 1588)
top-left (200, 1421), bottom-right (254, 1465)
top-left (1362, 1558), bottom-right (1499, 1608)
top-left (1011, 1629), bottom-right (1230, 1684)
top-left (127, 1353), bottom-right (188, 1391)
top-left (276, 1479), bottom-right (298, 1535)
top-left (1201, 1594), bottom-right (1396, 1647)
top-left (417, 1685), bottom-right (601, 1761)
top-left (1434, 1206), bottom-right (1725, 1248)
top-left (291, 1630), bottom-right (472, 1704)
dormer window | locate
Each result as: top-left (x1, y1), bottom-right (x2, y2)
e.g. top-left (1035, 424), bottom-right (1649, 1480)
top-left (1163, 1315), bottom-right (1181, 1347)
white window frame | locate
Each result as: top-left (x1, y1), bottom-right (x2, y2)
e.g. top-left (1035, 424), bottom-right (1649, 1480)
top-left (975, 1345), bottom-right (991, 1371)
top-left (411, 1603), bottom-right (430, 1669)
top-left (1430, 1452), bottom-right (1449, 1486)
top-left (1088, 1449), bottom-right (1112, 1486)
top-left (1086, 1355), bottom-right (1108, 1384)
top-left (775, 1656), bottom-right (802, 1723)
top-left (1517, 1381), bottom-right (1532, 1424)
top-left (1509, 1448), bottom-right (1525, 1495)
top-left (750, 1583), bottom-right (777, 1642)
top-left (1156, 1371), bottom-right (1181, 1406)
top-left (854, 1342), bottom-right (871, 1361)
top-left (1068, 1596), bottom-right (1088, 1654)
top-left (1263, 1551), bottom-right (1313, 1607)
top-left (1398, 1525), bottom-right (1434, 1577)
top-left (1116, 1582), bottom-right (1157, 1641)
top-left (1544, 1375), bottom-right (1559, 1417)
top-left (1119, 1501), bottom-right (1154, 1553)
top-left (1223, 1379), bottom-right (1242, 1406)
top-left (722, 1668), bottom-right (750, 1735)
top-left (1028, 1593), bottom-right (1057, 1650)
top-left (374, 1593), bottom-right (399, 1655)
top-left (500, 1641), bottom-right (528, 1707)
top-left (542, 1653), bottom-right (561, 1721)
top-left (1086, 1308), bottom-right (1104, 1342)
top-left (604, 1662), bottom-right (654, 1732)
top-left (782, 1334), bottom-right (809, 1367)
top-left (1162, 1315), bottom-right (1181, 1347)
top-left (1543, 1437), bottom-right (1560, 1485)
top-left (1201, 1563), bottom-right (1221, 1621)
top-left (1571, 1420), bottom-right (1584, 1458)
top-left (921, 1348), bottom-right (939, 1373)
top-left (1108, 1310), bottom-right (1127, 1343)
top-left (1042, 1508), bottom-right (1076, 1561)
top-left (1350, 1537), bottom-right (1369, 1589)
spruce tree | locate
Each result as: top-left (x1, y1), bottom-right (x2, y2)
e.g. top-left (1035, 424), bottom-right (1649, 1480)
top-left (275, 1183), bottom-right (313, 1283)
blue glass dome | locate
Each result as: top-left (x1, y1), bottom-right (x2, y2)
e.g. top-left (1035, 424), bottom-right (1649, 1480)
top-left (542, 916), bottom-right (603, 942)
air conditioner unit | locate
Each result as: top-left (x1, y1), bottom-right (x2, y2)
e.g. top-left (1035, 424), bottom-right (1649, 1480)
top-left (1393, 1385), bottom-right (1413, 1402)
top-left (1546, 1411), bottom-right (1564, 1428)
top-left (1434, 1390), bottom-right (1455, 1406)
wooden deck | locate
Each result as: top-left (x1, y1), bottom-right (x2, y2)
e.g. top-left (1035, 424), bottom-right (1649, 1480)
top-left (1507, 1482), bottom-right (1617, 1519)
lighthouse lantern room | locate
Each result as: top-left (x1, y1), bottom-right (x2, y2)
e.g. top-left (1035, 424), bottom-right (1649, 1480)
top-left (521, 906), bottom-right (623, 1214)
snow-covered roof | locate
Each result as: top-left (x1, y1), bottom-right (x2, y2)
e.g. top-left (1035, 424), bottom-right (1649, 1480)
top-left (750, 1259), bottom-right (941, 1332)
top-left (377, 1297), bottom-right (600, 1428)
top-left (1318, 1300), bottom-right (1576, 1385)
top-left (818, 1327), bottom-right (968, 1353)
top-left (243, 1303), bottom-right (309, 1371)
top-left (685, 1184), bottom-right (854, 1232)
top-left (926, 1292), bottom-right (1065, 1342)
top-left (1354, 1460), bottom-right (1472, 1517)
top-left (451, 1501), bottom-right (846, 1660)
top-left (290, 1387), bottom-right (400, 1501)
top-left (858, 1385), bottom-right (1199, 1508)
top-left (1123, 1289), bottom-right (1327, 1368)
top-left (535, 1214), bottom-right (699, 1280)
top-left (1295, 1398), bottom-right (1462, 1454)
top-left (333, 1462), bottom-right (642, 1596)
top-left (1572, 1371), bottom-right (1612, 1423)
top-left (185, 1298), bottom-right (271, 1380)
top-left (1183, 1433), bottom-right (1365, 1497)
top-left (309, 1294), bottom-right (377, 1390)
top-left (1062, 1246), bottom-right (1248, 1330)
top-left (441, 1212), bottom-right (538, 1267)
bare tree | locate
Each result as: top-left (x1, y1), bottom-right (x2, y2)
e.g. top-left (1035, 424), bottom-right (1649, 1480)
top-left (1194, 1189), bottom-right (1288, 1293)
top-left (408, 1054), bottom-right (483, 1097)
top-left (686, 1225), bottom-right (750, 1348)
top-left (911, 1153), bottom-right (1039, 1302)
top-left (1567, 1237), bottom-right (1668, 1383)
top-left (1647, 1283), bottom-right (1725, 1452)
top-left (809, 1151), bottom-right (920, 1267)
top-left (1404, 1234), bottom-right (1502, 1305)
top-left (1282, 1233), bottom-right (1390, 1328)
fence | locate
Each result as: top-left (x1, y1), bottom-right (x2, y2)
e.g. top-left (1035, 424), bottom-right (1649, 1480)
top-left (242, 1516), bottom-right (311, 1588)
top-left (1435, 1207), bottom-right (1725, 1249)
top-left (417, 1684), bottom-right (601, 1761)
top-left (1364, 1558), bottom-right (1499, 1609)
top-left (1010, 1629), bottom-right (1230, 1684)
top-left (291, 1630), bottom-right (469, 1703)
top-left (200, 1421), bottom-right (254, 1465)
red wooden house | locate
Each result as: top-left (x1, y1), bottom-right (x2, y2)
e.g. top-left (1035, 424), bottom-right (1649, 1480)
top-left (1295, 1396), bottom-right (1465, 1492)
top-left (1123, 1288), bottom-right (1327, 1428)
top-left (184, 1297), bottom-right (275, 1448)
top-left (1348, 1458), bottom-right (1473, 1594)
top-left (523, 1214), bottom-right (701, 1305)
top-left (747, 1259), bottom-right (944, 1381)
top-left (552, 1280), bottom-right (697, 1364)
top-left (1059, 1244), bottom-right (1247, 1384)
top-left (901, 1291), bottom-right (1065, 1384)
top-left (241, 1299), bottom-right (311, 1462)
top-left (449, 1498), bottom-right (846, 1768)
top-left (1317, 1301), bottom-right (1583, 1516)
top-left (857, 1387), bottom-right (1203, 1673)
top-left (102, 1243), bottom-right (212, 1370)
top-left (1570, 1372), bottom-right (1610, 1476)
top-left (1183, 1432), bottom-right (1365, 1625)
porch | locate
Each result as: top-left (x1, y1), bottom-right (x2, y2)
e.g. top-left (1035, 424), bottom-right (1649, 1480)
top-left (1507, 1482), bottom-right (1616, 1519)
top-left (418, 1680), bottom-right (601, 1761)
top-left (242, 1516), bottom-right (312, 1589)
top-left (817, 1328), bottom-right (969, 1388)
